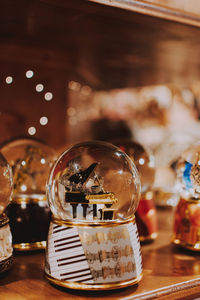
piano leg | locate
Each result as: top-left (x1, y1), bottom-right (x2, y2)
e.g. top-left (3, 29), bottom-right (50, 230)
top-left (82, 204), bottom-right (88, 219)
top-left (93, 204), bottom-right (97, 218)
top-left (71, 204), bottom-right (78, 218)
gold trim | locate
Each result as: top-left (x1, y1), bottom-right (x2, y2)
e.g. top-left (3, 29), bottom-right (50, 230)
top-left (172, 237), bottom-right (200, 251)
top-left (13, 241), bottom-right (46, 251)
top-left (86, 192), bottom-right (118, 204)
top-left (45, 272), bottom-right (143, 290)
top-left (0, 214), bottom-right (9, 228)
top-left (86, 192), bottom-right (115, 200)
top-left (180, 197), bottom-right (200, 204)
top-left (140, 232), bottom-right (158, 242)
top-left (11, 195), bottom-right (47, 204)
top-left (52, 216), bottom-right (135, 227)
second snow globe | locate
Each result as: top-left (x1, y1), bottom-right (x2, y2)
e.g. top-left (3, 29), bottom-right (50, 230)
top-left (173, 143), bottom-right (200, 251)
top-left (45, 141), bottom-right (142, 290)
top-left (1, 137), bottom-right (56, 251)
top-left (113, 140), bottom-right (157, 242)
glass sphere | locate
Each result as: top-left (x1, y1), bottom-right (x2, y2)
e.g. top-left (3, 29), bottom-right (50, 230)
top-left (0, 137), bottom-right (55, 200)
top-left (176, 143), bottom-right (200, 199)
top-left (47, 141), bottom-right (141, 222)
top-left (113, 139), bottom-right (155, 193)
top-left (0, 153), bottom-right (12, 214)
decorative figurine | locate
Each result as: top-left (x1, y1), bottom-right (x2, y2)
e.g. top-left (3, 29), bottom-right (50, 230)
top-left (45, 141), bottom-right (142, 290)
top-left (173, 143), bottom-right (200, 250)
top-left (0, 153), bottom-right (13, 273)
top-left (1, 137), bottom-right (56, 251)
top-left (113, 140), bottom-right (157, 242)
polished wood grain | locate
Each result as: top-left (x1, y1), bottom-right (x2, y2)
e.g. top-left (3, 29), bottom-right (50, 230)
top-left (0, 208), bottom-right (200, 299)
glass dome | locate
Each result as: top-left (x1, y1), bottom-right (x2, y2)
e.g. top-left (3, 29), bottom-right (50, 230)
top-left (112, 139), bottom-right (155, 193)
top-left (176, 143), bottom-right (200, 199)
top-left (0, 137), bottom-right (55, 200)
top-left (47, 141), bottom-right (141, 222)
top-left (0, 153), bottom-right (13, 214)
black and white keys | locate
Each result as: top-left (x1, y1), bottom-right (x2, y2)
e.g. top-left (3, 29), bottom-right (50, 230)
top-left (47, 223), bottom-right (94, 283)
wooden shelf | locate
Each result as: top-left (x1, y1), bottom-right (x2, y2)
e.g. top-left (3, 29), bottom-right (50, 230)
top-left (90, 0), bottom-right (200, 27)
top-left (2, 1), bottom-right (200, 89)
top-left (1, 208), bottom-right (200, 299)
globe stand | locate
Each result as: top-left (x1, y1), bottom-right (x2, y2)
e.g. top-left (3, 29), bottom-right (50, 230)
top-left (45, 216), bottom-right (142, 290)
top-left (173, 198), bottom-right (200, 251)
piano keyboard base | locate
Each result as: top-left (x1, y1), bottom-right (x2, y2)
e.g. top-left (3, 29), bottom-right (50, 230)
top-left (45, 219), bottom-right (142, 290)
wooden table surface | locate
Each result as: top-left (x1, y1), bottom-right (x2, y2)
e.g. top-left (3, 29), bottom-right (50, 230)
top-left (1, 208), bottom-right (200, 300)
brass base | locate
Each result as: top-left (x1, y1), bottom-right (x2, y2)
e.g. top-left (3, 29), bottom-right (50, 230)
top-left (173, 237), bottom-right (200, 251)
top-left (11, 194), bottom-right (47, 204)
top-left (52, 216), bottom-right (135, 227)
top-left (13, 241), bottom-right (46, 251)
top-left (0, 255), bottom-right (13, 274)
top-left (45, 272), bottom-right (143, 291)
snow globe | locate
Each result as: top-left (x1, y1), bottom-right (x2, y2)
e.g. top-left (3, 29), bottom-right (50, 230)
top-left (113, 140), bottom-right (157, 242)
top-left (45, 141), bottom-right (142, 290)
top-left (0, 152), bottom-right (13, 273)
top-left (173, 143), bottom-right (200, 250)
top-left (1, 137), bottom-right (56, 251)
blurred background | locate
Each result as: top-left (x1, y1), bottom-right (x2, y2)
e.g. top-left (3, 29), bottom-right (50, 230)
top-left (2, 0), bottom-right (200, 206)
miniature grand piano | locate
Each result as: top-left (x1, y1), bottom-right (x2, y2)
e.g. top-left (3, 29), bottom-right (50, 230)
top-left (60, 162), bottom-right (118, 220)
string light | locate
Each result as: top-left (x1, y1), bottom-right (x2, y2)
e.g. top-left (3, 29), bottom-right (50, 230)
top-left (81, 85), bottom-right (92, 96)
top-left (36, 84), bottom-right (44, 92)
top-left (44, 92), bottom-right (53, 101)
top-left (21, 184), bottom-right (27, 192)
top-left (5, 76), bottom-right (13, 84)
top-left (68, 81), bottom-right (81, 91)
top-left (28, 126), bottom-right (36, 135)
top-left (5, 70), bottom-right (55, 139)
top-left (21, 160), bottom-right (26, 166)
top-left (26, 70), bottom-right (34, 78)
top-left (139, 158), bottom-right (145, 165)
top-left (40, 158), bottom-right (46, 164)
top-left (67, 107), bottom-right (76, 116)
top-left (40, 116), bottom-right (48, 126)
